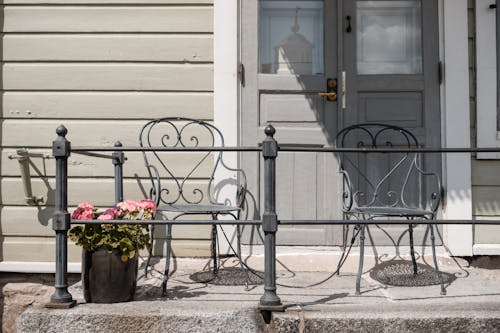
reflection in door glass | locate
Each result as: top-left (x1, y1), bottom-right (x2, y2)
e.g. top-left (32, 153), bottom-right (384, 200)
top-left (259, 1), bottom-right (324, 75)
top-left (357, 1), bottom-right (422, 75)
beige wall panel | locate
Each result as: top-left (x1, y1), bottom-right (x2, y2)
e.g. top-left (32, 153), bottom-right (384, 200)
top-left (4, 6), bottom-right (213, 33)
top-left (150, 239), bottom-right (211, 257)
top-left (0, 236), bottom-right (82, 262)
top-left (0, 206), bottom-right (211, 239)
top-left (4, 35), bottom-right (213, 62)
top-left (0, 237), bottom-right (210, 262)
top-left (2, 149), bottom-right (213, 178)
top-left (5, 0), bottom-right (212, 3)
top-left (3, 64), bottom-right (213, 91)
top-left (1, 178), bottom-right (210, 206)
top-left (2, 120), bottom-right (216, 147)
top-left (471, 160), bottom-right (500, 186)
top-left (472, 186), bottom-right (500, 216)
top-left (473, 218), bottom-right (500, 244)
top-left (2, 92), bottom-right (213, 120)
top-left (148, 224), bottom-right (211, 240)
top-left (0, 207), bottom-right (54, 236)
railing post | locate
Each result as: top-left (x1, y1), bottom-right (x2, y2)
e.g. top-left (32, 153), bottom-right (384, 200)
top-left (47, 125), bottom-right (76, 308)
top-left (112, 141), bottom-right (125, 205)
top-left (259, 125), bottom-right (284, 320)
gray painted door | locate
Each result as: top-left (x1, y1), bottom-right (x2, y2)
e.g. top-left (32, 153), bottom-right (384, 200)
top-left (240, 0), bottom-right (440, 246)
top-left (241, 0), bottom-right (342, 245)
top-left (341, 0), bottom-right (441, 245)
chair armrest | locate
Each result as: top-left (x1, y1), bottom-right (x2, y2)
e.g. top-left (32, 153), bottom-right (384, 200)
top-left (411, 159), bottom-right (443, 214)
top-left (145, 164), bottom-right (161, 206)
top-left (340, 169), bottom-right (354, 212)
top-left (213, 152), bottom-right (248, 209)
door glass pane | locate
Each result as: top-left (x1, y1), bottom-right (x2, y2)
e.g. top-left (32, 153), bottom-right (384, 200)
top-left (357, 1), bottom-right (422, 75)
top-left (259, 1), bottom-right (324, 75)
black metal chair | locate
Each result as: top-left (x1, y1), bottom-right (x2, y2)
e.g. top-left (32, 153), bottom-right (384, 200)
top-left (335, 123), bottom-right (445, 295)
top-left (139, 117), bottom-right (248, 295)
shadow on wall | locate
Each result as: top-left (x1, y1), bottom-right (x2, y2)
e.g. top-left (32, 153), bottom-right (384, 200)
top-left (32, 158), bottom-right (55, 227)
top-left (241, 28), bottom-right (339, 246)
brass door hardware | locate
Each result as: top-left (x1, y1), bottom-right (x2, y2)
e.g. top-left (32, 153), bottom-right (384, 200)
top-left (317, 78), bottom-right (338, 101)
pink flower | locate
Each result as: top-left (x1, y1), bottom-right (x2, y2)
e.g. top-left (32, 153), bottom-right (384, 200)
top-left (98, 208), bottom-right (119, 220)
top-left (117, 200), bottom-right (139, 213)
top-left (72, 200), bottom-right (155, 221)
top-left (71, 203), bottom-right (96, 220)
top-left (80, 210), bottom-right (95, 220)
top-left (98, 213), bottom-right (113, 220)
top-left (139, 199), bottom-right (157, 213)
top-left (78, 202), bottom-right (94, 210)
top-left (71, 207), bottom-right (84, 220)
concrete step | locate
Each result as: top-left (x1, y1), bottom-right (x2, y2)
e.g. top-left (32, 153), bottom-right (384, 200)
top-left (16, 256), bottom-right (500, 333)
top-left (17, 301), bottom-right (500, 333)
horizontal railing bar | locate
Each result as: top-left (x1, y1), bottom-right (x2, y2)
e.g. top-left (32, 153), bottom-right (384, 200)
top-left (279, 219), bottom-right (500, 225)
top-left (71, 146), bottom-right (262, 152)
top-left (71, 219), bottom-right (500, 225)
top-left (278, 147), bottom-right (500, 153)
top-left (72, 151), bottom-right (115, 159)
top-left (71, 219), bottom-right (262, 225)
top-left (69, 146), bottom-right (500, 154)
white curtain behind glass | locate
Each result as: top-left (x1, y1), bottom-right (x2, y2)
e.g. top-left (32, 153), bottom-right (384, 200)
top-left (357, 1), bottom-right (422, 75)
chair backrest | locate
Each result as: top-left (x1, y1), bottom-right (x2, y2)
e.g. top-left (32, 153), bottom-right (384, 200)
top-left (335, 123), bottom-right (441, 213)
top-left (139, 117), bottom-right (247, 209)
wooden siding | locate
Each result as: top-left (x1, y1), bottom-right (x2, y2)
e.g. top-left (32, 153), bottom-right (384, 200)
top-left (2, 120), bottom-right (216, 147)
top-left (5, 1), bottom-right (213, 3)
top-left (471, 160), bottom-right (500, 244)
top-left (472, 160), bottom-right (500, 215)
top-left (4, 35), bottom-right (213, 62)
top-left (4, 7), bottom-right (212, 33)
top-left (0, 1), bottom-right (214, 265)
top-left (2, 150), bottom-right (213, 178)
top-left (3, 64), bottom-right (213, 91)
top-left (469, 0), bottom-right (500, 245)
top-left (2, 92), bottom-right (212, 119)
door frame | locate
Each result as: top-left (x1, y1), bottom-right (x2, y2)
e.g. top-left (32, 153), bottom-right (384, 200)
top-left (214, 0), bottom-right (473, 255)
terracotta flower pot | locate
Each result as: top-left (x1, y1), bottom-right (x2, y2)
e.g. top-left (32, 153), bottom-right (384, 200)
top-left (82, 249), bottom-right (138, 303)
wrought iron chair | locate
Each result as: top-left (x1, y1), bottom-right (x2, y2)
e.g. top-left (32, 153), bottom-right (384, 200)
top-left (139, 117), bottom-right (249, 295)
top-left (335, 123), bottom-right (445, 295)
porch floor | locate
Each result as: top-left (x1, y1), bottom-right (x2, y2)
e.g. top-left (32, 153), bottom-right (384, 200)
top-left (17, 252), bottom-right (500, 333)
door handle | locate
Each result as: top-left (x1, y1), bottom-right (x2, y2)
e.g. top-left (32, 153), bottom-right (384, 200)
top-left (317, 92), bottom-right (337, 100)
top-left (317, 78), bottom-right (338, 101)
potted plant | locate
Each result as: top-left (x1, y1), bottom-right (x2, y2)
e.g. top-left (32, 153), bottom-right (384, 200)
top-left (69, 200), bottom-right (155, 303)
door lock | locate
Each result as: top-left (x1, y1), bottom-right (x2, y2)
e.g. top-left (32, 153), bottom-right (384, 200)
top-left (317, 78), bottom-right (338, 101)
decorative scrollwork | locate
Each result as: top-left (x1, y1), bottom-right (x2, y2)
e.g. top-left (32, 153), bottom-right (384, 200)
top-left (139, 118), bottom-right (247, 209)
top-left (336, 123), bottom-right (442, 214)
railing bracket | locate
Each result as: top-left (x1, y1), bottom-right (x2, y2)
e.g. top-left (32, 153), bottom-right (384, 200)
top-left (8, 148), bottom-right (49, 206)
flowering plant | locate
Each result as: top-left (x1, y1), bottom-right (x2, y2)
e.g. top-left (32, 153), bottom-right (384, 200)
top-left (69, 200), bottom-right (156, 262)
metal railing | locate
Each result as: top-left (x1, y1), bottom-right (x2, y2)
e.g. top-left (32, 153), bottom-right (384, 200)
top-left (46, 124), bottom-right (500, 317)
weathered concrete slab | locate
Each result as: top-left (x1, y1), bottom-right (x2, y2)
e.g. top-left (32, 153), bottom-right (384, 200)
top-left (15, 255), bottom-right (500, 333)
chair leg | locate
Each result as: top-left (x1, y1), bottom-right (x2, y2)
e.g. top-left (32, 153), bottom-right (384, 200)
top-left (211, 224), bottom-right (219, 275)
top-left (162, 224), bottom-right (173, 297)
top-left (408, 223), bottom-right (418, 275)
top-left (236, 224), bottom-right (251, 290)
top-left (356, 224), bottom-right (366, 296)
top-left (430, 223), bottom-right (446, 295)
top-left (145, 224), bottom-right (154, 277)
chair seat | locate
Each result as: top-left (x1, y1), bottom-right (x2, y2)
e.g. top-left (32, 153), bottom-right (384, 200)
top-left (349, 206), bottom-right (433, 217)
top-left (157, 203), bottom-right (241, 215)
